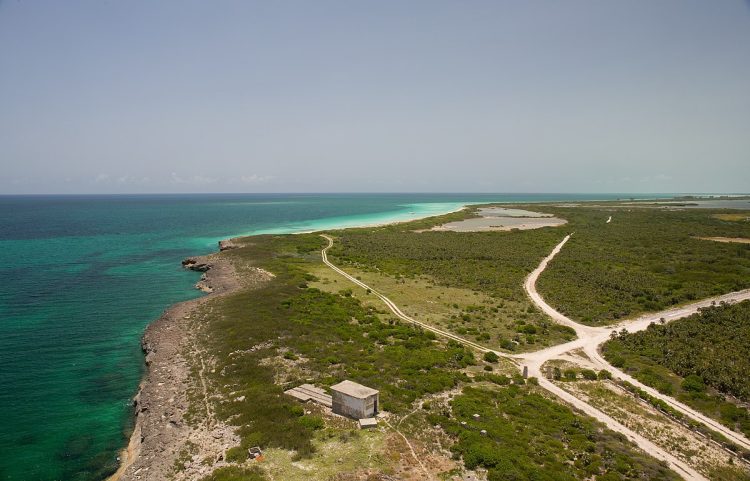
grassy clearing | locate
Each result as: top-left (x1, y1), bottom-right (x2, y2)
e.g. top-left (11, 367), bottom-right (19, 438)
top-left (309, 264), bottom-right (575, 353)
top-left (260, 425), bottom-right (391, 480)
top-left (713, 213), bottom-right (750, 222)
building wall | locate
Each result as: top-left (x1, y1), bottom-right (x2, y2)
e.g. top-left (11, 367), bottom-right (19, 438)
top-left (332, 392), bottom-right (378, 419)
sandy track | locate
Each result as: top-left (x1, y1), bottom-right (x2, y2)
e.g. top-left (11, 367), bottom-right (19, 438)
top-left (519, 234), bottom-right (750, 452)
top-left (321, 235), bottom-right (491, 353)
top-left (320, 234), bottom-right (706, 480)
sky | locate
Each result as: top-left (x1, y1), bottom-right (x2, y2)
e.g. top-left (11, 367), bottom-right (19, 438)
top-left (1, 1), bottom-right (749, 194)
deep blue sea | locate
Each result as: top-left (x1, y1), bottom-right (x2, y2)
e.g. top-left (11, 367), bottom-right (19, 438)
top-left (0, 193), bottom-right (672, 481)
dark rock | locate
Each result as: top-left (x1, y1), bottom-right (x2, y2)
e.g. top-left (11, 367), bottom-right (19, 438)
top-left (218, 239), bottom-right (237, 251)
top-left (182, 258), bottom-right (211, 272)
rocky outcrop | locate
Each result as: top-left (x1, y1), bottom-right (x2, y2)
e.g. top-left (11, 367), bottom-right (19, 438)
top-left (181, 256), bottom-right (218, 292)
top-left (109, 254), bottom-right (246, 481)
top-left (181, 258), bottom-right (210, 272)
top-left (218, 239), bottom-right (238, 251)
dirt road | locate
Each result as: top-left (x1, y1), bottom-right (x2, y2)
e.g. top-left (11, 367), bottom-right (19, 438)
top-left (518, 234), bottom-right (750, 452)
top-left (320, 234), bottom-right (707, 480)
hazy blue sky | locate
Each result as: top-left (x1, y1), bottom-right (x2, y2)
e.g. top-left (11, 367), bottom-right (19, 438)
top-left (1, 1), bottom-right (749, 194)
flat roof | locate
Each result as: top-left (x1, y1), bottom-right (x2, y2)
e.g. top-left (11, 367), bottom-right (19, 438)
top-left (330, 380), bottom-right (379, 399)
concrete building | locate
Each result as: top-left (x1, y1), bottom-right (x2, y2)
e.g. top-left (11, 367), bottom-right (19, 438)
top-left (330, 380), bottom-right (379, 419)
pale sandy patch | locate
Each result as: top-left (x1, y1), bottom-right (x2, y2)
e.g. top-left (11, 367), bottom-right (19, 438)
top-left (428, 207), bottom-right (566, 232)
top-left (695, 236), bottom-right (750, 244)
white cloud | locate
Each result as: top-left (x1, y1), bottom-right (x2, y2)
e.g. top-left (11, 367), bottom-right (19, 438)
top-left (116, 175), bottom-right (151, 184)
top-left (170, 172), bottom-right (218, 185)
top-left (231, 174), bottom-right (273, 184)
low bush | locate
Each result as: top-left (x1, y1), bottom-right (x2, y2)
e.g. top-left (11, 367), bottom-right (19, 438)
top-left (199, 466), bottom-right (266, 481)
top-left (430, 386), bottom-right (679, 480)
top-left (581, 369), bottom-right (598, 380)
top-left (224, 446), bottom-right (247, 463)
top-left (483, 351), bottom-right (499, 363)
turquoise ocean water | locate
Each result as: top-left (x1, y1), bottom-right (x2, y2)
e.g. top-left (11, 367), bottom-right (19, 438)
top-left (0, 193), bottom-right (672, 481)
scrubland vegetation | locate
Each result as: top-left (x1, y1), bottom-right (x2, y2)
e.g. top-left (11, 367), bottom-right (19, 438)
top-left (328, 209), bottom-right (577, 351)
top-left (199, 233), bottom-right (474, 465)
top-left (186, 202), bottom-right (750, 480)
top-left (536, 206), bottom-right (750, 324)
top-left (332, 204), bottom-right (750, 328)
top-left (308, 263), bottom-right (576, 353)
top-left (555, 376), bottom-right (750, 480)
top-left (199, 466), bottom-right (265, 481)
top-left (429, 385), bottom-right (679, 481)
top-left (603, 300), bottom-right (750, 438)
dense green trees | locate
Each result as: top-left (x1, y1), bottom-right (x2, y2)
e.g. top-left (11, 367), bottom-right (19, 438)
top-left (430, 386), bottom-right (679, 481)
top-left (603, 300), bottom-right (750, 437)
top-left (536, 207), bottom-right (750, 325)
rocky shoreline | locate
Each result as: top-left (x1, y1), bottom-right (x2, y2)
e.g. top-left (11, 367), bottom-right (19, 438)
top-left (107, 239), bottom-right (249, 481)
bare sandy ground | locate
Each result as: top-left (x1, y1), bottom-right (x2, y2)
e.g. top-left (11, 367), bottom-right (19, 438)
top-left (695, 236), bottom-right (750, 244)
top-left (429, 207), bottom-right (566, 232)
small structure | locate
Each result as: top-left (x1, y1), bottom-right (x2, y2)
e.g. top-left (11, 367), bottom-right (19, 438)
top-left (330, 380), bottom-right (379, 419)
top-left (284, 384), bottom-right (332, 408)
top-left (358, 418), bottom-right (378, 429)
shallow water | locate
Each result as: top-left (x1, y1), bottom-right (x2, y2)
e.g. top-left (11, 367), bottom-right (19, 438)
top-left (0, 193), bottom-right (671, 481)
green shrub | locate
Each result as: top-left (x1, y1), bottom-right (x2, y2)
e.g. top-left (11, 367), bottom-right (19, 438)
top-left (483, 351), bottom-right (499, 363)
top-left (297, 415), bottom-right (325, 430)
top-left (609, 355), bottom-right (626, 368)
top-left (581, 369), bottom-right (598, 381)
top-left (476, 373), bottom-right (510, 385)
top-left (287, 405), bottom-right (304, 417)
top-left (682, 374), bottom-right (706, 393)
top-left (437, 386), bottom-right (679, 481)
top-left (199, 466), bottom-right (266, 481)
top-left (519, 324), bottom-right (537, 335)
top-left (224, 446), bottom-right (247, 463)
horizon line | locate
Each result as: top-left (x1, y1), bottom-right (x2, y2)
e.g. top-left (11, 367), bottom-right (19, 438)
top-left (1, 191), bottom-right (747, 197)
